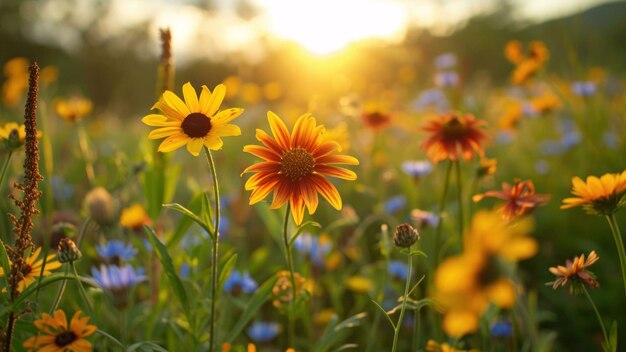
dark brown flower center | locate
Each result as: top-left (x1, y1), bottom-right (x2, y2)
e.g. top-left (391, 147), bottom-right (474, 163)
top-left (281, 148), bottom-right (315, 181)
top-left (55, 331), bottom-right (77, 346)
top-left (181, 113), bottom-right (211, 138)
top-left (441, 117), bottom-right (468, 140)
top-left (20, 264), bottom-right (32, 277)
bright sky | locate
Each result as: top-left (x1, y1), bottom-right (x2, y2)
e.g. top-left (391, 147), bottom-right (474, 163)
top-left (26, 0), bottom-right (613, 61)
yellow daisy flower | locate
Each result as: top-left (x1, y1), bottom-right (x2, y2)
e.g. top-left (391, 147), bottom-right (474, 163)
top-left (54, 97), bottom-right (93, 123)
top-left (0, 122), bottom-right (42, 151)
top-left (0, 247), bottom-right (61, 293)
top-left (119, 203), bottom-right (151, 231)
top-left (23, 310), bottom-right (97, 352)
top-left (142, 82), bottom-right (243, 156)
top-left (561, 170), bottom-right (626, 215)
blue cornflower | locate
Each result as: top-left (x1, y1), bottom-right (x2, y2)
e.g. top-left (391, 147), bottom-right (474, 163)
top-left (561, 130), bottom-right (581, 149)
top-left (401, 160), bottom-right (433, 178)
top-left (179, 263), bottom-right (191, 279)
top-left (383, 195), bottom-right (407, 214)
top-left (491, 321), bottom-right (513, 338)
top-left (96, 240), bottom-right (137, 262)
top-left (91, 264), bottom-right (146, 290)
top-left (224, 270), bottom-right (258, 295)
top-left (571, 81), bottom-right (597, 97)
top-left (434, 71), bottom-right (460, 88)
top-left (410, 209), bottom-right (439, 228)
top-left (434, 53), bottom-right (457, 69)
top-left (387, 260), bottom-right (409, 280)
top-left (411, 89), bottom-right (449, 113)
top-left (293, 233), bottom-right (331, 268)
top-left (247, 322), bottom-right (280, 342)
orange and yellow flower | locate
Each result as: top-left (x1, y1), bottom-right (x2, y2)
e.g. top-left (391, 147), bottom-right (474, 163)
top-left (421, 112), bottom-right (488, 163)
top-left (473, 179), bottom-right (550, 220)
top-left (119, 203), bottom-right (151, 231)
top-left (23, 310), bottom-right (97, 352)
top-left (434, 211), bottom-right (536, 337)
top-left (504, 40), bottom-right (549, 84)
top-left (0, 122), bottom-right (42, 151)
top-left (142, 82), bottom-right (243, 156)
top-left (561, 170), bottom-right (626, 215)
top-left (0, 247), bottom-right (61, 293)
top-left (54, 97), bottom-right (93, 123)
top-left (242, 112), bottom-right (358, 224)
top-left (426, 340), bottom-right (478, 352)
top-left (548, 251), bottom-right (599, 291)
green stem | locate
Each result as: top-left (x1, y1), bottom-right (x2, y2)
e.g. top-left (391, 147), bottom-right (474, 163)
top-left (49, 265), bottom-right (70, 314)
top-left (96, 329), bottom-right (126, 348)
top-left (412, 307), bottom-right (421, 352)
top-left (454, 160), bottom-right (464, 243)
top-left (434, 160), bottom-right (453, 266)
top-left (392, 245), bottom-right (413, 352)
top-left (606, 214), bottom-right (626, 296)
top-left (70, 261), bottom-right (93, 314)
top-left (77, 122), bottom-right (95, 186)
top-left (0, 151), bottom-right (13, 190)
top-left (582, 286), bottom-right (610, 350)
top-left (204, 147), bottom-right (221, 352)
top-left (282, 203), bottom-right (297, 349)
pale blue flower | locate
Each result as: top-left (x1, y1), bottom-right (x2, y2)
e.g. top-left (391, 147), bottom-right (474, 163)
top-left (401, 160), bottom-right (433, 177)
top-left (247, 322), bottom-right (280, 342)
top-left (224, 270), bottom-right (258, 294)
top-left (91, 264), bottom-right (146, 290)
top-left (96, 240), bottom-right (137, 262)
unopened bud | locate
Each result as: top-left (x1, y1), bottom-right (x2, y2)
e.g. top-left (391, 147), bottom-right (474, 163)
top-left (85, 187), bottom-right (115, 226)
top-left (393, 223), bottom-right (419, 248)
top-left (57, 238), bottom-right (81, 263)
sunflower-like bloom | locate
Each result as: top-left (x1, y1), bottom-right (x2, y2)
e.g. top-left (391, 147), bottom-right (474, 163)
top-left (426, 340), bottom-right (478, 352)
top-left (530, 93), bottom-right (560, 114)
top-left (0, 122), bottom-right (42, 152)
top-left (434, 211), bottom-right (536, 337)
top-left (23, 310), bottom-right (97, 352)
top-left (54, 97), bottom-right (93, 123)
top-left (119, 203), bottom-right (150, 231)
top-left (242, 112), bottom-right (359, 224)
top-left (561, 170), bottom-right (626, 215)
top-left (473, 179), bottom-right (550, 220)
top-left (548, 251), bottom-right (599, 293)
top-left (142, 82), bottom-right (243, 156)
top-left (421, 112), bottom-right (488, 163)
top-left (504, 40), bottom-right (549, 85)
top-left (0, 247), bottom-right (61, 293)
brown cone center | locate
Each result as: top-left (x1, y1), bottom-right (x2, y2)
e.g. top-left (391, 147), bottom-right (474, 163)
top-left (442, 117), bottom-right (468, 140)
top-left (181, 113), bottom-right (211, 138)
top-left (55, 331), bottom-right (77, 346)
top-left (281, 148), bottom-right (315, 181)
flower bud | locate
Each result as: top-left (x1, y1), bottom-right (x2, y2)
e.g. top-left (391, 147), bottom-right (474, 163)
top-left (393, 223), bottom-right (419, 248)
top-left (57, 238), bottom-right (81, 263)
top-left (85, 187), bottom-right (115, 226)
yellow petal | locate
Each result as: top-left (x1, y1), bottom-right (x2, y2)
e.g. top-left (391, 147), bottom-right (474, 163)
top-left (182, 82), bottom-right (199, 112)
top-left (162, 90), bottom-right (191, 118)
top-left (141, 114), bottom-right (181, 127)
top-left (158, 134), bottom-right (190, 153)
top-left (212, 108), bottom-right (244, 125)
top-left (211, 124), bottom-right (241, 137)
top-left (186, 138), bottom-right (204, 156)
top-left (203, 135), bottom-right (224, 150)
top-left (205, 84), bottom-right (226, 117)
top-left (148, 127), bottom-right (181, 139)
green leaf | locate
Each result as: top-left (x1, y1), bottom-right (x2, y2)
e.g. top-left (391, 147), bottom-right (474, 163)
top-left (143, 165), bottom-right (166, 221)
top-left (166, 194), bottom-right (204, 248)
top-left (127, 341), bottom-right (169, 352)
top-left (225, 274), bottom-right (278, 343)
top-left (163, 203), bottom-right (214, 240)
top-left (289, 221), bottom-right (322, 247)
top-left (387, 297), bottom-right (440, 315)
top-left (218, 253), bottom-right (238, 294)
top-left (608, 320), bottom-right (617, 352)
top-left (253, 202), bottom-right (283, 245)
top-left (163, 164), bottom-right (181, 205)
top-left (144, 225), bottom-right (190, 316)
top-left (201, 192), bottom-right (215, 234)
top-left (0, 241), bottom-right (11, 290)
top-left (0, 274), bottom-right (97, 317)
top-left (409, 250), bottom-right (428, 258)
top-left (314, 312), bottom-right (367, 352)
top-left (370, 299), bottom-right (395, 329)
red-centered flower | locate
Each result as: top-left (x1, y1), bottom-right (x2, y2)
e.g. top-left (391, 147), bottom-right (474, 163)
top-left (242, 112), bottom-right (359, 225)
top-left (421, 112), bottom-right (488, 163)
top-left (473, 179), bottom-right (550, 220)
top-left (548, 251), bottom-right (599, 290)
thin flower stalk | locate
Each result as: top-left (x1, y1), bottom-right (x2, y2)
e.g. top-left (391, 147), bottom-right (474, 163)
top-left (582, 286), bottom-right (610, 351)
top-left (606, 214), bottom-right (626, 296)
top-left (0, 151), bottom-right (12, 190)
top-left (205, 146), bottom-right (221, 352)
top-left (454, 159), bottom-right (464, 242)
top-left (282, 204), bottom-right (297, 349)
top-left (391, 245), bottom-right (413, 352)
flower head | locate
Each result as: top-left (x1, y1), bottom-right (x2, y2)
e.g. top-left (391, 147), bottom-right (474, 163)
top-left (91, 264), bottom-right (146, 290)
top-left (119, 204), bottom-right (150, 231)
top-left (272, 270), bottom-right (307, 311)
top-left (293, 233), bottom-right (332, 268)
top-left (361, 103), bottom-right (392, 130)
top-left (410, 209), bottom-right (439, 229)
top-left (571, 81), bottom-right (597, 97)
top-left (393, 223), bottom-right (420, 248)
top-left (247, 322), bottom-right (281, 343)
top-left (224, 270), bottom-right (258, 296)
top-left (401, 160), bottom-right (433, 178)
top-left (505, 40), bottom-right (549, 84)
top-left (0, 122), bottom-right (42, 152)
top-left (142, 82), bottom-right (243, 156)
top-left (426, 340), bottom-right (478, 352)
top-left (388, 260), bottom-right (410, 280)
top-left (57, 238), bottom-right (81, 263)
top-left (561, 171), bottom-right (626, 215)
top-left (0, 247), bottom-right (61, 293)
top-left (54, 97), bottom-right (93, 123)
top-left (473, 179), bottom-right (550, 220)
top-left (421, 112), bottom-right (488, 163)
top-left (434, 211), bottom-right (536, 337)
top-left (548, 251), bottom-right (599, 293)
top-left (96, 240), bottom-right (137, 264)
top-left (23, 310), bottom-right (97, 352)
top-left (242, 112), bottom-right (359, 225)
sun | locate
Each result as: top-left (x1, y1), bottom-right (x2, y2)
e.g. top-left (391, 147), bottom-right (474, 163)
top-left (257, 0), bottom-right (408, 55)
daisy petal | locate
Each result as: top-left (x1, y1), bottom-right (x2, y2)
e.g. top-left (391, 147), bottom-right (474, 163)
top-left (186, 138), bottom-right (204, 156)
top-left (182, 82), bottom-right (200, 112)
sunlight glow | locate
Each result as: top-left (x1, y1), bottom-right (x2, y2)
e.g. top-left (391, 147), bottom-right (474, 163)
top-left (257, 0), bottom-right (408, 55)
